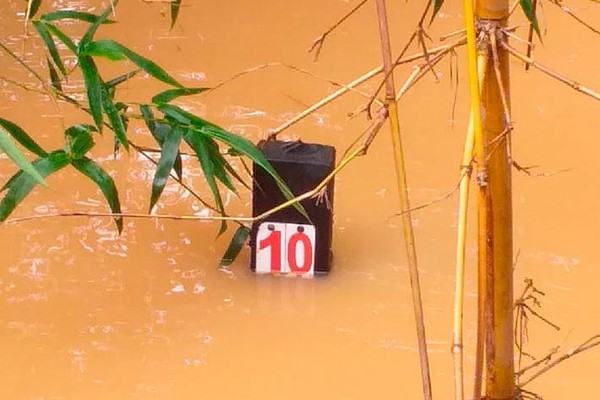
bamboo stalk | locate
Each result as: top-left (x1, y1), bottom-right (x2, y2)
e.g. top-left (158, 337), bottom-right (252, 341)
top-left (461, 2), bottom-right (489, 399)
top-left (452, 54), bottom-right (488, 400)
top-left (476, 2), bottom-right (516, 399)
top-left (374, 1), bottom-right (432, 399)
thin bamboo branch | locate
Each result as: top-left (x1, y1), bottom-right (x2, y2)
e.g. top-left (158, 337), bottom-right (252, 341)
top-left (546, 0), bottom-right (600, 36)
top-left (365, 1), bottom-right (433, 117)
top-left (375, 1), bottom-right (432, 399)
top-left (519, 335), bottom-right (600, 386)
top-left (269, 39), bottom-right (466, 137)
top-left (308, 0), bottom-right (370, 61)
top-left (452, 53), bottom-right (488, 400)
top-left (4, 145), bottom-right (367, 226)
top-left (207, 62), bottom-right (382, 105)
top-left (0, 41), bottom-right (45, 84)
top-left (504, 42), bottom-right (600, 101)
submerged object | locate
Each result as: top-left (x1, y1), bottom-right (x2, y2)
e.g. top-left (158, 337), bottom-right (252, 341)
top-left (250, 140), bottom-right (336, 276)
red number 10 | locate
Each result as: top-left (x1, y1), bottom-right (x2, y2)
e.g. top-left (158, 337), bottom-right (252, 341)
top-left (256, 223), bottom-right (315, 275)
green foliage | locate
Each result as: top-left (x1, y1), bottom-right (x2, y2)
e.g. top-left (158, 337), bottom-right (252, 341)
top-left (0, 126), bottom-right (46, 186)
top-left (0, 150), bottom-right (70, 222)
top-left (1, 0), bottom-right (301, 264)
top-left (430, 0), bottom-right (445, 23)
top-left (25, 0), bottom-right (42, 19)
top-left (520, 0), bottom-right (541, 39)
top-left (219, 225), bottom-right (251, 266)
top-left (171, 0), bottom-right (183, 29)
top-left (71, 157), bottom-right (123, 232)
top-left (149, 126), bottom-right (183, 212)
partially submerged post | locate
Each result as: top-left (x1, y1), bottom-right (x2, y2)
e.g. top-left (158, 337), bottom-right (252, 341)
top-left (250, 140), bottom-right (336, 276)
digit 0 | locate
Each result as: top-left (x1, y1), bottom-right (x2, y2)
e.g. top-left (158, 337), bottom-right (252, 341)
top-left (259, 224), bottom-right (281, 272)
top-left (287, 226), bottom-right (313, 273)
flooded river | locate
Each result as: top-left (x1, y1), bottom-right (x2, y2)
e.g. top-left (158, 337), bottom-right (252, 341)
top-left (1, 0), bottom-right (599, 399)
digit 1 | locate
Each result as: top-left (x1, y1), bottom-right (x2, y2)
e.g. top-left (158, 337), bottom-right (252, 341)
top-left (259, 224), bottom-right (281, 272)
top-left (287, 226), bottom-right (313, 273)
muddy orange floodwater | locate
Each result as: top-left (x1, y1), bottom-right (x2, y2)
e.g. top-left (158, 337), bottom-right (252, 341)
top-left (1, 1), bottom-right (599, 399)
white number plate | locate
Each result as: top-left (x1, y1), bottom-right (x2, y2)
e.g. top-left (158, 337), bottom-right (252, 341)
top-left (255, 222), bottom-right (316, 276)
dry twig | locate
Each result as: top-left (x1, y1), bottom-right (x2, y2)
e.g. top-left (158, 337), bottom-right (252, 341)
top-left (503, 42), bottom-right (600, 101)
top-left (308, 0), bottom-right (370, 61)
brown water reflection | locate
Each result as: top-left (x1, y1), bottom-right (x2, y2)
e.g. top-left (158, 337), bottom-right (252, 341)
top-left (1, 0), bottom-right (600, 399)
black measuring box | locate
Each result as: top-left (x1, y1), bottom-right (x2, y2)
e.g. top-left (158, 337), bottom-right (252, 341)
top-left (250, 140), bottom-right (335, 275)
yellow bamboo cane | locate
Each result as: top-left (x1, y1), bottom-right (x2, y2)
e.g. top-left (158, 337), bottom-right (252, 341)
top-left (374, 1), bottom-right (432, 399)
top-left (452, 54), bottom-right (488, 400)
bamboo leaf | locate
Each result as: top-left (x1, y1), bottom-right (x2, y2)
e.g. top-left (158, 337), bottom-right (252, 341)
top-left (41, 10), bottom-right (116, 24)
top-left (32, 20), bottom-right (67, 77)
top-left (44, 23), bottom-right (77, 53)
top-left (170, 0), bottom-right (182, 29)
top-left (202, 138), bottom-right (238, 193)
top-left (0, 117), bottom-right (47, 157)
top-left (149, 126), bottom-right (183, 212)
top-left (71, 156), bottom-right (123, 232)
top-left (183, 129), bottom-right (227, 235)
top-left (219, 225), bottom-right (250, 266)
top-left (78, 56), bottom-right (104, 132)
top-left (151, 87), bottom-right (208, 104)
top-left (0, 150), bottom-right (70, 222)
top-left (46, 57), bottom-right (62, 91)
top-left (82, 40), bottom-right (125, 61)
top-left (1, 170), bottom-right (22, 192)
top-left (65, 124), bottom-right (96, 159)
top-left (520, 0), bottom-right (541, 39)
top-left (105, 69), bottom-right (141, 89)
top-left (430, 0), bottom-right (445, 23)
top-left (82, 40), bottom-right (182, 88)
top-left (158, 104), bottom-right (308, 219)
top-left (101, 84), bottom-right (128, 150)
top-left (80, 1), bottom-right (118, 46)
top-left (25, 0), bottom-right (42, 20)
top-left (0, 126), bottom-right (47, 186)
top-left (140, 105), bottom-right (182, 179)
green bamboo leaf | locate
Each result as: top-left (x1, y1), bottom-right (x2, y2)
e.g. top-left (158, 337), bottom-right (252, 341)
top-left (25, 0), bottom-right (42, 19)
top-left (0, 150), bottom-right (69, 222)
top-left (80, 1), bottom-right (118, 46)
top-left (65, 124), bottom-right (96, 159)
top-left (105, 69), bottom-right (141, 89)
top-left (140, 105), bottom-right (182, 179)
top-left (78, 55), bottom-right (104, 132)
top-left (41, 10), bottom-right (116, 24)
top-left (520, 0), bottom-right (541, 39)
top-left (219, 225), bottom-right (250, 266)
top-left (32, 20), bottom-right (67, 77)
top-left (151, 87), bottom-right (208, 104)
top-left (46, 57), bottom-right (62, 91)
top-left (82, 39), bottom-right (125, 61)
top-left (44, 23), bottom-right (77, 53)
top-left (101, 84), bottom-right (128, 150)
top-left (82, 40), bottom-right (182, 88)
top-left (1, 170), bottom-right (22, 192)
top-left (0, 127), bottom-right (46, 186)
top-left (202, 138), bottom-right (238, 193)
top-left (71, 156), bottom-right (123, 232)
top-left (183, 129), bottom-right (227, 235)
top-left (0, 117), bottom-right (47, 157)
top-left (149, 126), bottom-right (183, 212)
top-left (170, 0), bottom-right (182, 29)
top-left (158, 104), bottom-right (308, 219)
top-left (430, 0), bottom-right (445, 23)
